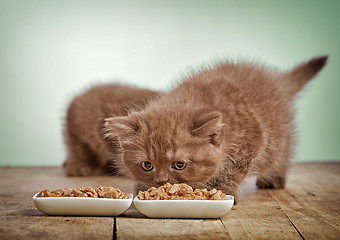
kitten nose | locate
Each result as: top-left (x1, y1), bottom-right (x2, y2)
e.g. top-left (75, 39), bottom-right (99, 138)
top-left (155, 179), bottom-right (169, 186)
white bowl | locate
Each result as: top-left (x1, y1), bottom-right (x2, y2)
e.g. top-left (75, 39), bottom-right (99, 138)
top-left (133, 195), bottom-right (234, 218)
top-left (33, 192), bottom-right (133, 216)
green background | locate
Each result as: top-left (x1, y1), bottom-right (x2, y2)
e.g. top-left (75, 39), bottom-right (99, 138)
top-left (1, 0), bottom-right (339, 166)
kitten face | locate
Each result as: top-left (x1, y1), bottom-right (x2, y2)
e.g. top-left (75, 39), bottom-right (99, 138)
top-left (104, 109), bottom-right (224, 188)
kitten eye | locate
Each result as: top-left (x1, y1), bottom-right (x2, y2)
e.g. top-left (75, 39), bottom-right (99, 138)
top-left (141, 161), bottom-right (153, 171)
top-left (173, 161), bottom-right (186, 170)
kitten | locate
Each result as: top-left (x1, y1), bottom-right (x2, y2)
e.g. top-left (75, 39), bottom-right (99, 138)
top-left (63, 84), bottom-right (162, 176)
top-left (103, 56), bottom-right (328, 202)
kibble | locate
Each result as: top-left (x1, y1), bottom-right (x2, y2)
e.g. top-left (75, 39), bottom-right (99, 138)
top-left (38, 186), bottom-right (130, 199)
top-left (138, 183), bottom-right (227, 200)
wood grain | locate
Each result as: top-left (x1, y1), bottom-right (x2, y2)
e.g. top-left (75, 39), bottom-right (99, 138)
top-left (0, 167), bottom-right (134, 240)
top-left (1, 216), bottom-right (114, 240)
top-left (116, 217), bottom-right (231, 240)
top-left (270, 163), bottom-right (340, 240)
top-left (221, 188), bottom-right (301, 240)
top-left (0, 163), bottom-right (339, 240)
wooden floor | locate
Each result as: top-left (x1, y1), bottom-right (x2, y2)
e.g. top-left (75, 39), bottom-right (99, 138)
top-left (0, 162), bottom-right (339, 240)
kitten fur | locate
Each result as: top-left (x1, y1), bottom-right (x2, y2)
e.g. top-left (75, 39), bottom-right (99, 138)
top-left (102, 56), bottom-right (328, 202)
top-left (63, 84), bottom-right (162, 176)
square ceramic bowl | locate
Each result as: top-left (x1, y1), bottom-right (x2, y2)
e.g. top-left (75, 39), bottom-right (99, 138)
top-left (133, 195), bottom-right (234, 218)
top-left (33, 192), bottom-right (133, 216)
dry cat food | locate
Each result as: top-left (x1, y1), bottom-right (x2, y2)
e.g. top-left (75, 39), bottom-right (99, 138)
top-left (38, 186), bottom-right (130, 199)
top-left (138, 183), bottom-right (227, 200)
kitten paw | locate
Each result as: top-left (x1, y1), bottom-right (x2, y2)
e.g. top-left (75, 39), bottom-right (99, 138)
top-left (63, 159), bottom-right (95, 176)
top-left (256, 176), bottom-right (286, 189)
top-left (232, 193), bottom-right (239, 205)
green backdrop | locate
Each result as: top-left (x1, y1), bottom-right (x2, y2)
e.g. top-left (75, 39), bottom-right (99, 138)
top-left (1, 0), bottom-right (339, 166)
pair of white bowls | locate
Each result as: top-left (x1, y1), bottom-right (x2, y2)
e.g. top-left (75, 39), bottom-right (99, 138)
top-left (33, 193), bottom-right (234, 218)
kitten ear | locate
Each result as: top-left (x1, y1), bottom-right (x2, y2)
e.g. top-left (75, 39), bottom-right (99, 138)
top-left (103, 116), bottom-right (139, 141)
top-left (191, 109), bottom-right (224, 146)
top-left (284, 55), bottom-right (328, 97)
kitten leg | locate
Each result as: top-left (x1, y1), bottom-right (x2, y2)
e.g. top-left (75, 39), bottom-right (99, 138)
top-left (256, 158), bottom-right (289, 189)
top-left (209, 182), bottom-right (239, 204)
top-left (256, 172), bottom-right (286, 189)
top-left (209, 174), bottom-right (244, 205)
top-left (220, 186), bottom-right (239, 204)
top-left (256, 143), bottom-right (291, 189)
top-left (63, 136), bottom-right (96, 176)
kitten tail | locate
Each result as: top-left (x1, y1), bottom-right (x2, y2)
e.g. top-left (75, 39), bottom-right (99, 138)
top-left (283, 55), bottom-right (328, 98)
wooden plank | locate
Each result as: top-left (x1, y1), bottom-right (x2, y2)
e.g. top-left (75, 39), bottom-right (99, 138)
top-left (270, 162), bottom-right (340, 240)
top-left (116, 176), bottom-right (299, 240)
top-left (0, 166), bottom-right (134, 240)
top-left (221, 186), bottom-right (302, 240)
top-left (0, 216), bottom-right (114, 240)
top-left (116, 217), bottom-right (231, 240)
top-left (1, 163), bottom-right (339, 239)
top-left (0, 167), bottom-right (136, 195)
top-left (114, 177), bottom-right (263, 240)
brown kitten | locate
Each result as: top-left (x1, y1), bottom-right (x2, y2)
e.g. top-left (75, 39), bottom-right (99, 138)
top-left (103, 56), bottom-right (328, 202)
top-left (63, 84), bottom-right (162, 176)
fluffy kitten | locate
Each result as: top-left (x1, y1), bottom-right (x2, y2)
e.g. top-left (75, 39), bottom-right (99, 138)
top-left (63, 84), bottom-right (162, 176)
top-left (103, 56), bottom-right (328, 202)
